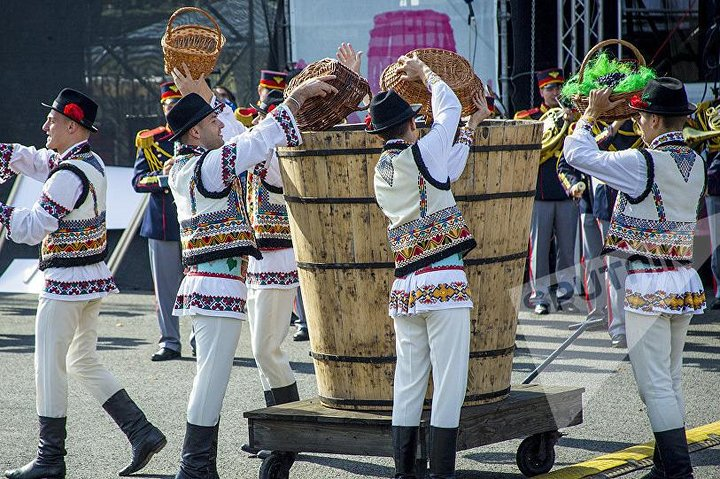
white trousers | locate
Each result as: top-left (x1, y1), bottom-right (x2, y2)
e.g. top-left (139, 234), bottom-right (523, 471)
top-left (35, 298), bottom-right (122, 417)
top-left (626, 311), bottom-right (692, 432)
top-left (246, 288), bottom-right (296, 391)
top-left (598, 219), bottom-right (625, 337)
top-left (392, 308), bottom-right (470, 429)
top-left (186, 315), bottom-right (242, 426)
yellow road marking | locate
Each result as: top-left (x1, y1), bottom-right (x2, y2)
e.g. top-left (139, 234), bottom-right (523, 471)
top-left (535, 421), bottom-right (720, 479)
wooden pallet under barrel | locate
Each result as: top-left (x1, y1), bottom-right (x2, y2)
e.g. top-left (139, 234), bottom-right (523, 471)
top-left (245, 384), bottom-right (584, 478)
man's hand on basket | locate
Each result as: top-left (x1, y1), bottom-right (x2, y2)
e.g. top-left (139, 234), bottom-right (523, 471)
top-left (465, 92), bottom-right (492, 129)
top-left (284, 75), bottom-right (338, 116)
top-left (171, 64), bottom-right (213, 103)
top-left (336, 43), bottom-right (363, 74)
top-left (584, 87), bottom-right (624, 120)
top-left (397, 53), bottom-right (432, 84)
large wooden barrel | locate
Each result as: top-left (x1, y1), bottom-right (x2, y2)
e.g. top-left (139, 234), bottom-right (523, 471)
top-left (277, 120), bottom-right (542, 410)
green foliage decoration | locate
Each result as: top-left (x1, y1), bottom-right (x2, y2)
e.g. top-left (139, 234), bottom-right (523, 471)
top-left (561, 53), bottom-right (656, 100)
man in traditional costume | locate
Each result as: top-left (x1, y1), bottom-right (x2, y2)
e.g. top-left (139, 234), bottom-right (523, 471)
top-left (1, 88), bottom-right (166, 479)
top-left (367, 54), bottom-right (490, 479)
top-left (564, 79), bottom-right (704, 479)
top-left (132, 81), bottom-right (188, 361)
top-left (239, 78), bottom-right (302, 456)
top-left (166, 65), bottom-right (335, 477)
top-left (516, 68), bottom-right (578, 314)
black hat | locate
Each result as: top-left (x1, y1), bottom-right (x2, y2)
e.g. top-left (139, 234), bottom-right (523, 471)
top-left (257, 89), bottom-right (284, 115)
top-left (366, 89), bottom-right (421, 134)
top-left (628, 77), bottom-right (696, 116)
top-left (167, 93), bottom-right (223, 142)
top-left (42, 88), bottom-right (99, 132)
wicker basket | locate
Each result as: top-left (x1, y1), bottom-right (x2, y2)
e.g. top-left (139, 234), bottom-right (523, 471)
top-left (284, 59), bottom-right (371, 131)
top-left (380, 48), bottom-right (484, 121)
top-left (571, 39), bottom-right (647, 121)
top-left (162, 7), bottom-right (226, 79)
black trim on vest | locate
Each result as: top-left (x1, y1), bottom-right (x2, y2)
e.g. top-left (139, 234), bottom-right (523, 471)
top-left (627, 149), bottom-right (655, 205)
top-left (194, 151), bottom-right (232, 199)
top-left (48, 164), bottom-right (90, 210)
top-left (411, 143), bottom-right (450, 191)
top-left (257, 238), bottom-right (293, 249)
top-left (182, 245), bottom-right (262, 267)
top-left (260, 178), bottom-right (283, 195)
top-left (38, 248), bottom-right (107, 271)
top-left (394, 237), bottom-right (477, 278)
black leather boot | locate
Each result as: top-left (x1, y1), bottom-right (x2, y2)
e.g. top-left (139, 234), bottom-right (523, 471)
top-left (392, 426), bottom-right (418, 478)
top-left (266, 383), bottom-right (300, 465)
top-left (4, 416), bottom-right (67, 479)
top-left (429, 427), bottom-right (458, 479)
top-left (638, 442), bottom-right (666, 479)
top-left (272, 382), bottom-right (300, 405)
top-left (242, 391), bottom-right (276, 455)
top-left (208, 418), bottom-right (220, 479)
top-left (102, 389), bottom-right (167, 476)
top-left (175, 422), bottom-right (215, 479)
top-left (654, 428), bottom-right (693, 479)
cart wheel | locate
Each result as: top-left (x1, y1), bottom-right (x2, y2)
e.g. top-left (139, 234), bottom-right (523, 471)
top-left (516, 432), bottom-right (558, 477)
top-left (259, 451), bottom-right (292, 479)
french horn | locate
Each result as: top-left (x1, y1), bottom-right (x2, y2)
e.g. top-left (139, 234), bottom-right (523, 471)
top-left (684, 106), bottom-right (720, 147)
top-left (540, 107), bottom-right (569, 162)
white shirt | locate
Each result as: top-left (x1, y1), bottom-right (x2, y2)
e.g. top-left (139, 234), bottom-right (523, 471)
top-left (564, 120), bottom-right (705, 315)
top-left (0, 140), bottom-right (117, 301)
top-left (387, 74), bottom-right (476, 317)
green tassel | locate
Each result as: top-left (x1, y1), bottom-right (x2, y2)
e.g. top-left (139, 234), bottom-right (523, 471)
top-left (561, 52), bottom-right (656, 101)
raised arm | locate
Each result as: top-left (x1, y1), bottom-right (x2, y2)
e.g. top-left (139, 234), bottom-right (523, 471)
top-left (445, 92), bottom-right (492, 182)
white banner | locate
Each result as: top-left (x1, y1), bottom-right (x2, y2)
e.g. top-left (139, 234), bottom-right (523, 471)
top-left (289, 0), bottom-right (498, 95)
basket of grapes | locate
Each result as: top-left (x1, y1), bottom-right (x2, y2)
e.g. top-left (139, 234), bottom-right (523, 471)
top-left (563, 39), bottom-right (655, 121)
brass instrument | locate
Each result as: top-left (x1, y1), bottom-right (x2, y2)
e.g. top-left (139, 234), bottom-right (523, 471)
top-left (540, 107), bottom-right (569, 162)
top-left (684, 105), bottom-right (720, 148)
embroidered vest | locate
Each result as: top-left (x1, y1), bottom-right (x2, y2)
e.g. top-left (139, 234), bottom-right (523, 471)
top-left (604, 138), bottom-right (705, 263)
top-left (374, 142), bottom-right (476, 277)
top-left (39, 145), bottom-right (108, 270)
top-left (246, 160), bottom-right (292, 249)
top-left (170, 145), bottom-right (261, 266)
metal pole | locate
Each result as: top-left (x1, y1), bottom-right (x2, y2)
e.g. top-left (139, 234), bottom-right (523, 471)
top-left (598, 0), bottom-right (604, 41)
top-left (499, 0), bottom-right (510, 114)
top-left (522, 316), bottom-right (606, 384)
top-left (617, 0), bottom-right (623, 57)
top-left (584, 0), bottom-right (590, 58)
top-left (557, 0), bottom-right (563, 70)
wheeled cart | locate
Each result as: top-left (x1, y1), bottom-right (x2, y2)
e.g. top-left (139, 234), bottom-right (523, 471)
top-left (244, 383), bottom-right (584, 478)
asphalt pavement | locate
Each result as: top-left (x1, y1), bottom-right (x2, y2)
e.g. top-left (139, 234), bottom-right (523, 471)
top-left (1, 291), bottom-right (718, 478)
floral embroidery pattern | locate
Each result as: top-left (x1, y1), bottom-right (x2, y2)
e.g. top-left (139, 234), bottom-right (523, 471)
top-left (174, 292), bottom-right (246, 314)
top-left (271, 104), bottom-right (301, 147)
top-left (0, 203), bottom-right (14, 234)
top-left (649, 131), bottom-right (684, 149)
top-left (39, 192), bottom-right (71, 220)
top-left (426, 72), bottom-right (442, 90)
top-left (246, 164), bottom-right (292, 247)
top-left (625, 288), bottom-right (705, 313)
top-left (0, 143), bottom-right (16, 183)
top-left (220, 144), bottom-right (237, 187)
top-left (651, 184), bottom-right (666, 222)
top-left (389, 281), bottom-right (471, 315)
top-left (456, 127), bottom-right (474, 147)
top-left (418, 174), bottom-right (428, 217)
top-left (246, 270), bottom-right (299, 287)
top-left (44, 277), bottom-right (117, 296)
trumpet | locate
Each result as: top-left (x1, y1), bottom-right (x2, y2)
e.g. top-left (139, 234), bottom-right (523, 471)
top-left (540, 107), bottom-right (569, 162)
top-left (684, 105), bottom-right (720, 148)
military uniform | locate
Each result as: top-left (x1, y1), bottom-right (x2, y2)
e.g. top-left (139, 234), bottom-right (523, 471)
top-left (515, 68), bottom-right (577, 313)
top-left (131, 81), bottom-right (187, 360)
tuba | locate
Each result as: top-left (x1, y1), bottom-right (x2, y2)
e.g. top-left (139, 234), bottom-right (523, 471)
top-left (540, 107), bottom-right (569, 162)
top-left (684, 105), bottom-right (720, 148)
